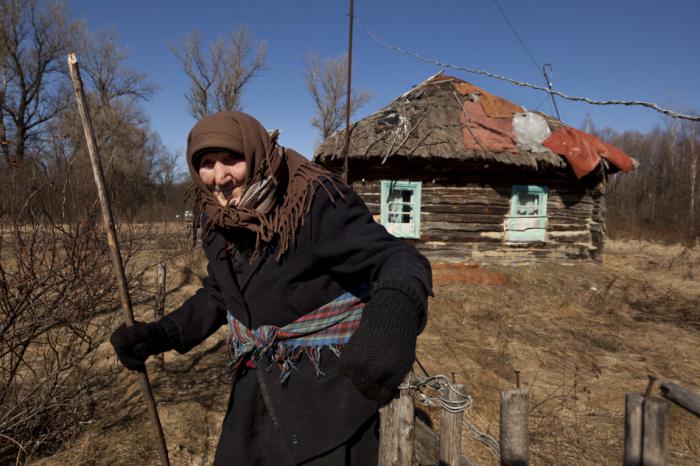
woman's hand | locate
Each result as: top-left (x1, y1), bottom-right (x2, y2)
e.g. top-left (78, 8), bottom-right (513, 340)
top-left (109, 321), bottom-right (175, 370)
top-left (338, 280), bottom-right (424, 404)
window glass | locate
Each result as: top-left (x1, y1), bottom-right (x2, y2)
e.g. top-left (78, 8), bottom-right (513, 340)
top-left (506, 185), bottom-right (548, 242)
top-left (380, 181), bottom-right (422, 239)
top-left (387, 189), bottom-right (413, 223)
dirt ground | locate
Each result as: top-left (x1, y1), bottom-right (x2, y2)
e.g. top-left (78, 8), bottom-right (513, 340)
top-left (33, 239), bottom-right (700, 465)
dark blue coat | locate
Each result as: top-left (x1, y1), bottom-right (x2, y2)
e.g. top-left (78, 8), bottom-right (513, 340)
top-left (163, 182), bottom-right (432, 463)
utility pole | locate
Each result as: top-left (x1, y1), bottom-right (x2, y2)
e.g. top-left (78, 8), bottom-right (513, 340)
top-left (542, 64), bottom-right (561, 121)
top-left (342, 0), bottom-right (355, 184)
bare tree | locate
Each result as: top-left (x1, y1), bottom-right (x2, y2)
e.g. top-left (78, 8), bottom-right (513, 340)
top-left (0, 19), bottom-right (167, 460)
top-left (0, 156), bottom-right (148, 463)
top-left (303, 51), bottom-right (371, 139)
top-left (604, 115), bottom-right (700, 243)
top-left (0, 43), bottom-right (8, 163)
top-left (33, 26), bottom-right (169, 221)
top-left (76, 28), bottom-right (159, 108)
top-left (170, 27), bottom-right (267, 119)
top-left (0, 0), bottom-right (82, 163)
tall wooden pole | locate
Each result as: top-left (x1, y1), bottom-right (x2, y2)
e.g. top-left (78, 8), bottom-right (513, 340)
top-left (67, 52), bottom-right (171, 466)
top-left (342, 0), bottom-right (354, 184)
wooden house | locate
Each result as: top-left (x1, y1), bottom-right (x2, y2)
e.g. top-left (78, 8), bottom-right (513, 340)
top-left (313, 74), bottom-right (636, 263)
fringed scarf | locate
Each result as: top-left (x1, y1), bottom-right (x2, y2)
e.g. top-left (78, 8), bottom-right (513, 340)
top-left (186, 111), bottom-right (343, 260)
top-left (225, 285), bottom-right (369, 384)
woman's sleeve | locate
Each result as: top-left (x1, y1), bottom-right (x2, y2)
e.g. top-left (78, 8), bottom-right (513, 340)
top-left (159, 261), bottom-right (228, 354)
top-left (307, 181), bottom-right (433, 316)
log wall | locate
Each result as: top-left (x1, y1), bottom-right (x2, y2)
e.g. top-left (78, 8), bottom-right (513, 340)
top-left (349, 162), bottom-right (599, 263)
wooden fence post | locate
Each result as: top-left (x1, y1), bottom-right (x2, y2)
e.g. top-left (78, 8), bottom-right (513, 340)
top-left (660, 381), bottom-right (700, 418)
top-left (379, 401), bottom-right (398, 466)
top-left (642, 398), bottom-right (668, 466)
top-left (624, 393), bottom-right (644, 466)
top-left (395, 381), bottom-right (415, 466)
top-left (624, 392), bottom-right (668, 466)
top-left (439, 383), bottom-right (466, 466)
top-left (154, 262), bottom-right (166, 371)
top-left (379, 373), bottom-right (415, 466)
top-left (500, 388), bottom-right (529, 466)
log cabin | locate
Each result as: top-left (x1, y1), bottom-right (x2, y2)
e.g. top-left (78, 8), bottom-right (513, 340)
top-left (313, 73), bottom-right (636, 263)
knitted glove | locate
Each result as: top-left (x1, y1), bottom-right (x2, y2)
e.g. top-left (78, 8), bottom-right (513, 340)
top-left (109, 319), bottom-right (179, 370)
top-left (338, 280), bottom-right (425, 404)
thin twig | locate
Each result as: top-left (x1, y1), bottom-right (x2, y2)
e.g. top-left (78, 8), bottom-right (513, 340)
top-left (453, 91), bottom-right (488, 154)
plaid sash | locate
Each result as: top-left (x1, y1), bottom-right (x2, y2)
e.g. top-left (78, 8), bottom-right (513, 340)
top-left (226, 286), bottom-right (369, 383)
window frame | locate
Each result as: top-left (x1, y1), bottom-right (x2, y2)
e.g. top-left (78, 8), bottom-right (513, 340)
top-left (380, 180), bottom-right (422, 239)
top-left (505, 184), bottom-right (548, 242)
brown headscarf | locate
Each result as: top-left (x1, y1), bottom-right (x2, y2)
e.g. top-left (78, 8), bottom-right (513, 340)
top-left (186, 111), bottom-right (342, 260)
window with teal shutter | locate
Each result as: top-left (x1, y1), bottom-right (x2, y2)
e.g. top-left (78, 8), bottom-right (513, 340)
top-left (380, 180), bottom-right (421, 239)
top-left (506, 185), bottom-right (548, 242)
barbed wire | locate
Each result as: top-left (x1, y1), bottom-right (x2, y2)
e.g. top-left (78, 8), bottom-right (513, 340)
top-left (356, 17), bottom-right (700, 122)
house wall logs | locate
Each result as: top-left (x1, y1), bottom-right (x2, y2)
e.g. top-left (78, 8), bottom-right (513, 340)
top-left (347, 158), bottom-right (600, 263)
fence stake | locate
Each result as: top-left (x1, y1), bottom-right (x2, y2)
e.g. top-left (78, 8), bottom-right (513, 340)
top-left (154, 262), bottom-right (167, 371)
top-left (67, 52), bottom-right (170, 466)
top-left (624, 393), bottom-right (643, 466)
top-left (379, 399), bottom-right (397, 466)
top-left (500, 388), bottom-right (529, 466)
top-left (642, 398), bottom-right (668, 466)
top-left (439, 383), bottom-right (466, 466)
top-left (379, 373), bottom-right (415, 466)
top-left (659, 381), bottom-right (700, 418)
top-left (395, 374), bottom-right (416, 465)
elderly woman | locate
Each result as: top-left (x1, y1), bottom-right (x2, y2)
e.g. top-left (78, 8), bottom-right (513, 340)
top-left (110, 112), bottom-right (432, 465)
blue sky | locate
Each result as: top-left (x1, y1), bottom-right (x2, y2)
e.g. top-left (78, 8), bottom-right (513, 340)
top-left (68, 0), bottom-right (699, 168)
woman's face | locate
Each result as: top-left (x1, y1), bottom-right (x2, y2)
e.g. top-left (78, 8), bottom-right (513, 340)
top-left (197, 151), bottom-right (247, 207)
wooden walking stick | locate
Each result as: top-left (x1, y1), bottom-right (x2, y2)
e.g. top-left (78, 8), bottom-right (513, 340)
top-left (67, 52), bottom-right (171, 466)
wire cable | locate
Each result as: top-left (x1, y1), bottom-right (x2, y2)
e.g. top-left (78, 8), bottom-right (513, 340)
top-left (356, 17), bottom-right (700, 122)
top-left (491, 0), bottom-right (540, 72)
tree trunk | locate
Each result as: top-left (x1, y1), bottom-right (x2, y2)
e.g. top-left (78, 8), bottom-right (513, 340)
top-left (13, 121), bottom-right (26, 161)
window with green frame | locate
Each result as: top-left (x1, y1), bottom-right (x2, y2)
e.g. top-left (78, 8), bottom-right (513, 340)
top-left (380, 180), bottom-right (422, 239)
top-left (505, 184), bottom-right (548, 242)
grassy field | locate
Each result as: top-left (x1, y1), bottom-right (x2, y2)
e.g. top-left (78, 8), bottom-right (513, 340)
top-left (32, 239), bottom-right (700, 465)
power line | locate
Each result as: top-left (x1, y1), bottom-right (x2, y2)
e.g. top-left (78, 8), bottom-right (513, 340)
top-left (356, 17), bottom-right (700, 122)
top-left (491, 0), bottom-right (540, 72)
top-left (533, 93), bottom-right (549, 112)
top-left (489, 1), bottom-right (563, 120)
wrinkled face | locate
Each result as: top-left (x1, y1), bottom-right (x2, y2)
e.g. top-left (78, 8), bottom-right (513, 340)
top-left (197, 151), bottom-right (247, 207)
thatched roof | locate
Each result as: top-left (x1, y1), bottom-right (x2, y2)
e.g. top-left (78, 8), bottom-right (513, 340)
top-left (313, 73), bottom-right (569, 171)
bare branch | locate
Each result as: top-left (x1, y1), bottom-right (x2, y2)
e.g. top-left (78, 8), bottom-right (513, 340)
top-left (303, 51), bottom-right (371, 139)
top-left (77, 28), bottom-right (158, 107)
top-left (0, 0), bottom-right (83, 160)
top-left (171, 26), bottom-right (267, 120)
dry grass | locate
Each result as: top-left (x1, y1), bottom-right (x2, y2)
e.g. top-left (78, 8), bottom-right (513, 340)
top-left (30, 239), bottom-right (700, 465)
top-left (419, 239), bottom-right (700, 465)
top-left (31, 247), bottom-right (227, 466)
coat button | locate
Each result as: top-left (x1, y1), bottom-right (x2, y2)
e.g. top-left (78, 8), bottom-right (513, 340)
top-left (290, 433), bottom-right (300, 446)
